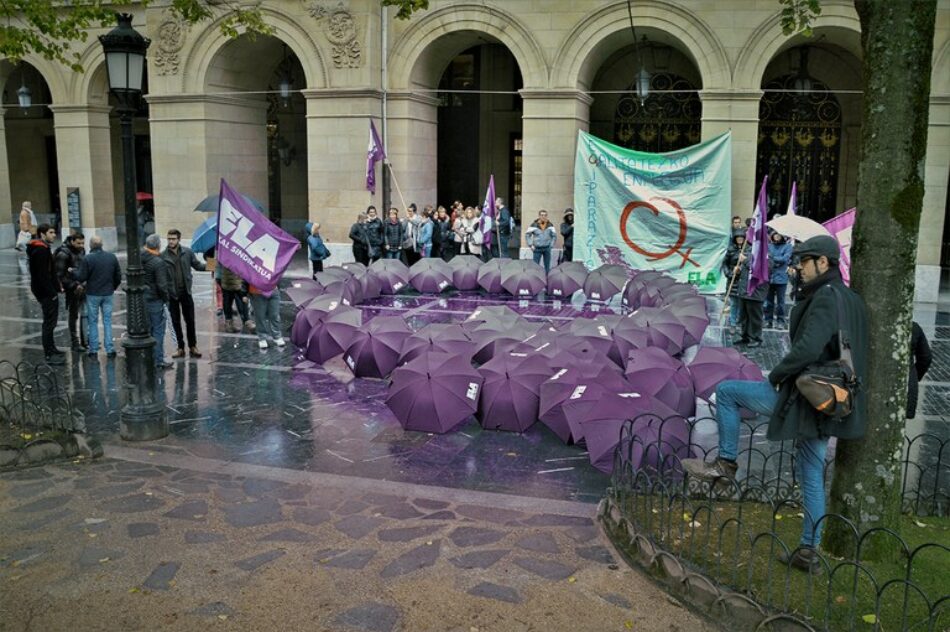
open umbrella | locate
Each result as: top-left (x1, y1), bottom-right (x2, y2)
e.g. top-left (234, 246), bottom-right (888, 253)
top-left (546, 261), bottom-right (588, 299)
top-left (322, 276), bottom-right (364, 306)
top-left (477, 352), bottom-right (552, 432)
top-left (687, 346), bottom-right (764, 401)
top-left (194, 193), bottom-right (265, 213)
top-left (386, 351), bottom-right (484, 433)
top-left (316, 267), bottom-right (355, 285)
top-left (460, 305), bottom-right (526, 333)
top-left (409, 258), bottom-right (453, 293)
top-left (657, 283), bottom-right (700, 305)
top-left (304, 305), bottom-right (362, 363)
top-left (476, 258), bottom-right (506, 293)
top-left (291, 309), bottom-right (325, 348)
top-left (398, 323), bottom-right (475, 365)
top-left (448, 255), bottom-right (482, 291)
top-left (286, 279), bottom-right (325, 308)
top-left (370, 258), bottom-right (411, 294)
top-left (341, 262), bottom-right (368, 275)
top-left (469, 320), bottom-right (542, 364)
top-left (303, 294), bottom-right (348, 316)
top-left (623, 347), bottom-right (696, 417)
top-left (500, 259), bottom-right (547, 298)
top-left (626, 306), bottom-right (689, 356)
top-left (352, 269), bottom-right (382, 301)
top-left (667, 300), bottom-right (710, 347)
top-left (583, 264), bottom-right (629, 302)
top-left (190, 216), bottom-right (218, 254)
top-left (342, 315), bottom-right (412, 378)
top-left (538, 365), bottom-right (631, 444)
top-left (611, 314), bottom-right (653, 362)
top-left (622, 414), bottom-right (691, 474)
top-left (767, 214), bottom-right (831, 242)
top-left (568, 315), bottom-right (625, 365)
top-left (508, 324), bottom-right (564, 357)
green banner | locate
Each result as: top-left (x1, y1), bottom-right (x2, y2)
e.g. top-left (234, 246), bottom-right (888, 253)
top-left (573, 131), bottom-right (732, 293)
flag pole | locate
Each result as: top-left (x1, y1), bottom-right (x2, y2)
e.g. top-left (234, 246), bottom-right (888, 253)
top-left (718, 240), bottom-right (747, 326)
top-left (387, 163), bottom-right (409, 212)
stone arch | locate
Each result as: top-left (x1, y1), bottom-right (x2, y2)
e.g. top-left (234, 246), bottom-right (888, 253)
top-left (181, 6), bottom-right (328, 93)
top-left (388, 3), bottom-right (548, 90)
top-left (71, 42), bottom-right (110, 105)
top-left (0, 54), bottom-right (68, 106)
top-left (551, 0), bottom-right (730, 91)
top-left (734, 3), bottom-right (861, 91)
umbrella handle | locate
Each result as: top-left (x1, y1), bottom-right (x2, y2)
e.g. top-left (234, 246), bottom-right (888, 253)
top-left (718, 241), bottom-right (747, 326)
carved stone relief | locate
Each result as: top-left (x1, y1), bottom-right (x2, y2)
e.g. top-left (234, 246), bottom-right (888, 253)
top-left (153, 15), bottom-right (188, 76)
top-left (307, 2), bottom-right (362, 69)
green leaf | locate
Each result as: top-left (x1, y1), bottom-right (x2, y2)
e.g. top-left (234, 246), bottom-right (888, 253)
top-left (862, 614), bottom-right (877, 624)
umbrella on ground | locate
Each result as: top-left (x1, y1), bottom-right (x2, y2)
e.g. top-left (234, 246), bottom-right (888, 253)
top-left (194, 193), bottom-right (266, 213)
top-left (626, 306), bottom-right (689, 356)
top-left (190, 216), bottom-right (218, 254)
top-left (398, 323), bottom-right (476, 365)
top-left (286, 279), bottom-right (325, 308)
top-left (584, 264), bottom-right (629, 302)
top-left (546, 261), bottom-right (589, 299)
top-left (546, 341), bottom-right (624, 377)
top-left (341, 262), bottom-right (368, 275)
top-left (342, 315), bottom-right (412, 378)
top-left (623, 415), bottom-right (691, 474)
top-left (623, 346), bottom-right (696, 417)
top-left (469, 320), bottom-right (542, 365)
top-left (767, 214), bottom-right (832, 242)
top-left (303, 294), bottom-right (349, 316)
top-left (291, 309), bottom-right (325, 348)
top-left (687, 346), bottom-right (764, 401)
top-left (611, 315), bottom-right (653, 362)
top-left (477, 352), bottom-right (552, 432)
top-left (409, 258), bottom-right (453, 293)
top-left (370, 259), bottom-right (411, 294)
top-left (460, 305), bottom-right (526, 333)
top-left (500, 259), bottom-right (547, 298)
top-left (507, 324), bottom-right (564, 357)
top-left (352, 269), bottom-right (382, 301)
top-left (322, 276), bottom-right (364, 306)
top-left (538, 365), bottom-right (632, 444)
top-left (476, 258), bottom-right (506, 293)
top-left (448, 255), bottom-right (482, 291)
top-left (386, 351), bottom-right (484, 433)
top-left (667, 300), bottom-right (710, 347)
top-left (316, 267), bottom-right (355, 285)
top-left (568, 315), bottom-right (625, 365)
top-left (657, 283), bottom-right (700, 305)
top-left (304, 305), bottom-right (362, 363)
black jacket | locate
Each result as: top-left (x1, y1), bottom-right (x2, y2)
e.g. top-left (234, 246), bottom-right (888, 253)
top-left (735, 250), bottom-right (770, 302)
top-left (383, 220), bottom-right (405, 250)
top-left (560, 221), bottom-right (574, 249)
top-left (767, 269), bottom-right (869, 441)
top-left (349, 222), bottom-right (368, 248)
top-left (54, 244), bottom-right (84, 294)
top-left (907, 322), bottom-right (932, 419)
top-left (27, 240), bottom-right (61, 300)
top-left (74, 247), bottom-right (122, 296)
top-left (160, 245), bottom-right (205, 298)
top-left (142, 249), bottom-right (170, 303)
top-left (364, 218), bottom-right (384, 248)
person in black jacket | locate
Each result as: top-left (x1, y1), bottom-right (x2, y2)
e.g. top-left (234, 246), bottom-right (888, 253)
top-left (732, 236), bottom-right (770, 348)
top-left (907, 322), bottom-right (932, 419)
top-left (161, 229), bottom-right (206, 359)
top-left (143, 234), bottom-right (172, 369)
top-left (436, 206), bottom-right (454, 261)
top-left (54, 232), bottom-right (87, 351)
top-left (349, 212), bottom-right (369, 265)
top-left (560, 209), bottom-right (574, 263)
top-left (364, 207), bottom-right (384, 263)
top-left (383, 208), bottom-right (405, 259)
top-left (73, 236), bottom-right (122, 358)
top-left (27, 224), bottom-right (64, 363)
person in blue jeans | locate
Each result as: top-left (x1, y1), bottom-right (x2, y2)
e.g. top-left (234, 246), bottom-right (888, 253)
top-left (142, 234), bottom-right (173, 369)
top-left (526, 209), bottom-right (557, 272)
top-left (682, 235), bottom-right (868, 573)
top-left (765, 231), bottom-right (793, 328)
top-left (73, 236), bottom-right (123, 358)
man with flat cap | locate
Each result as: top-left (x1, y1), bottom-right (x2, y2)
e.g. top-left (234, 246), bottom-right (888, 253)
top-left (682, 234), bottom-right (868, 573)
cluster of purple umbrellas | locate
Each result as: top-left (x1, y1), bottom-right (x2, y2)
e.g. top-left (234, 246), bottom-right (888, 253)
top-left (288, 263), bottom-right (764, 475)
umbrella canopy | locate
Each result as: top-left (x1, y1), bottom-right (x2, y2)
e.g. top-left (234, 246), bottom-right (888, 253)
top-left (611, 315), bottom-right (653, 362)
top-left (409, 258), bottom-right (453, 293)
top-left (477, 352), bottom-right (552, 432)
top-left (623, 346), bottom-right (696, 417)
top-left (386, 351), bottom-right (484, 433)
top-left (460, 305), bottom-right (526, 333)
top-left (286, 279), bottom-right (325, 308)
top-left (322, 276), bottom-right (364, 306)
top-left (342, 315), bottom-right (412, 379)
top-left (303, 294), bottom-right (349, 316)
top-left (290, 309), bottom-right (325, 348)
top-left (568, 315), bottom-right (625, 365)
top-left (622, 415), bottom-right (691, 474)
top-left (190, 216), bottom-right (217, 254)
top-left (370, 258), bottom-right (411, 294)
top-left (500, 259), bottom-right (547, 298)
top-left (316, 267), bottom-right (355, 284)
top-left (508, 324), bottom-right (563, 357)
top-left (352, 269), bottom-right (382, 301)
top-left (341, 262), bottom-right (368, 275)
top-left (399, 323), bottom-right (475, 365)
top-left (304, 305), bottom-right (362, 363)
top-left (626, 306), bottom-right (689, 356)
top-left (194, 193), bottom-right (265, 213)
top-left (656, 283), bottom-right (700, 305)
top-left (476, 258), bottom-right (507, 293)
top-left (448, 255), bottom-right (482, 291)
top-left (469, 320), bottom-right (542, 365)
top-left (583, 264), bottom-right (629, 302)
top-left (688, 346), bottom-right (764, 401)
top-left (538, 366), bottom-right (632, 444)
top-left (767, 214), bottom-right (832, 242)
top-left (546, 261), bottom-right (589, 298)
top-left (667, 300), bottom-right (710, 347)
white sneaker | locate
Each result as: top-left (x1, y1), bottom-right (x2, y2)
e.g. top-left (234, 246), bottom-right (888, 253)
top-left (258, 339), bottom-right (268, 349)
top-left (274, 337), bottom-right (286, 347)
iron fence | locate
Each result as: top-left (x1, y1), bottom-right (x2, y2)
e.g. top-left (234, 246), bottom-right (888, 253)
top-left (0, 359), bottom-right (86, 437)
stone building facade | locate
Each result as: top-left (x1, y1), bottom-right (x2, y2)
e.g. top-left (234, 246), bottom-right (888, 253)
top-left (1, 0), bottom-right (948, 300)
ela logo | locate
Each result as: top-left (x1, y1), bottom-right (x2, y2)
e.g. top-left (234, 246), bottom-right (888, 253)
top-left (465, 382), bottom-right (479, 400)
top-left (569, 385), bottom-right (587, 400)
top-left (219, 199), bottom-right (280, 271)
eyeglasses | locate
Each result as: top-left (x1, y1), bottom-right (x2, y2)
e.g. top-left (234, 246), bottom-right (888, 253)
top-left (167, 236), bottom-right (179, 241)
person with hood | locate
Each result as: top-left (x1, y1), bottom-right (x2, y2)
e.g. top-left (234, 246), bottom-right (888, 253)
top-left (383, 208), bottom-right (405, 259)
top-left (55, 232), bottom-right (88, 351)
top-left (349, 212), bottom-right (369, 265)
top-left (683, 235), bottom-right (868, 573)
top-left (142, 233), bottom-right (173, 370)
top-left (73, 236), bottom-right (121, 358)
top-left (28, 224), bottom-right (64, 363)
top-left (417, 208), bottom-right (434, 257)
top-left (907, 322), bottom-right (932, 419)
top-left (560, 209), bottom-right (575, 263)
top-left (765, 231), bottom-right (794, 328)
top-left (723, 229), bottom-right (746, 329)
top-left (161, 229), bottom-right (207, 359)
top-left (306, 221), bottom-right (331, 277)
top-left (526, 209), bottom-right (557, 272)
top-left (732, 235), bottom-right (771, 348)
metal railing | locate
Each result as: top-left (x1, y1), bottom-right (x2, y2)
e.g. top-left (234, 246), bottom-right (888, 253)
top-left (0, 359), bottom-right (86, 437)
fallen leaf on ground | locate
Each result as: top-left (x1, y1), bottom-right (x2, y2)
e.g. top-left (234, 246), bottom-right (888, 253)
top-left (913, 519), bottom-right (928, 528)
top-left (99, 557), bottom-right (110, 563)
top-left (624, 622), bottom-right (633, 630)
top-left (861, 614), bottom-right (877, 624)
top-left (218, 615), bottom-right (228, 621)
top-left (21, 434), bottom-right (32, 440)
top-left (128, 587), bottom-right (139, 593)
top-left (835, 595), bottom-right (847, 604)
top-left (568, 576), bottom-right (576, 583)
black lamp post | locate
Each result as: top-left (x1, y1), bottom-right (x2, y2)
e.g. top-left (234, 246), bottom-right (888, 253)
top-left (100, 13), bottom-right (168, 441)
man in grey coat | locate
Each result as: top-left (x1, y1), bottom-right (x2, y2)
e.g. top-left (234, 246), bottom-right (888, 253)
top-left (143, 234), bottom-right (173, 370)
top-left (161, 229), bottom-right (206, 359)
top-left (73, 236), bottom-right (122, 358)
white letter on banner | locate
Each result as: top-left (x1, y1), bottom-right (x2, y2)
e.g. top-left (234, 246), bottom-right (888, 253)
top-left (246, 233), bottom-right (279, 272)
top-left (231, 216), bottom-right (254, 249)
top-left (219, 200), bottom-right (242, 237)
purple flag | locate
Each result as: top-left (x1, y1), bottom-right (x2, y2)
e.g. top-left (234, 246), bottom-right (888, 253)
top-left (786, 181), bottom-right (798, 216)
top-left (823, 208), bottom-right (855, 286)
top-left (216, 179), bottom-right (299, 295)
top-left (480, 175), bottom-right (496, 247)
top-left (366, 121), bottom-right (386, 194)
top-left (746, 177), bottom-right (770, 296)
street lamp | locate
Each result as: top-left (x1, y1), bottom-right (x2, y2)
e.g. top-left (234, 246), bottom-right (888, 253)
top-left (99, 13), bottom-right (168, 441)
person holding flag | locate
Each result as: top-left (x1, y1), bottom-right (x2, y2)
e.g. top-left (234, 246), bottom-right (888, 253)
top-left (366, 121), bottom-right (385, 195)
top-left (479, 175), bottom-right (496, 262)
top-left (732, 178), bottom-right (772, 348)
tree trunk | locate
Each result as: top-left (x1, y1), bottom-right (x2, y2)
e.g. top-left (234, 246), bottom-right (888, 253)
top-left (824, 0), bottom-right (937, 561)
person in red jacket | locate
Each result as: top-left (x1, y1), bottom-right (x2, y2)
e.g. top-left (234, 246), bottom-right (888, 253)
top-left (27, 224), bottom-right (64, 364)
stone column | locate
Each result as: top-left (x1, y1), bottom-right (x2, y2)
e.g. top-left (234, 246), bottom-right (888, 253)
top-left (700, 90), bottom-right (763, 217)
top-left (386, 92), bottom-right (439, 211)
top-left (0, 109), bottom-right (13, 248)
top-left (519, 90), bottom-right (592, 257)
top-left (50, 105), bottom-right (118, 250)
top-left (916, 95), bottom-right (950, 303)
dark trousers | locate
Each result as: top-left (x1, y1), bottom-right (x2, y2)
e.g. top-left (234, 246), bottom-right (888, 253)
top-left (168, 292), bottom-right (197, 350)
top-left (222, 289), bottom-right (249, 322)
top-left (65, 292), bottom-right (86, 345)
top-left (39, 295), bottom-right (59, 355)
top-left (561, 246), bottom-right (573, 263)
top-left (352, 245), bottom-right (368, 266)
top-left (441, 241), bottom-right (456, 261)
top-left (403, 248), bottom-right (420, 266)
top-left (764, 283), bottom-right (787, 324)
top-left (311, 260), bottom-right (324, 275)
top-left (739, 298), bottom-right (764, 343)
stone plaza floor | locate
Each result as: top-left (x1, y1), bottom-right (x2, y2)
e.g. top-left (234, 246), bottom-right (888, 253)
top-left (1, 246), bottom-right (947, 631)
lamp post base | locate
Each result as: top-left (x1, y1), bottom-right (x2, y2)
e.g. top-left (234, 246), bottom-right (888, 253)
top-left (118, 332), bottom-right (168, 441)
top-left (119, 403), bottom-right (169, 441)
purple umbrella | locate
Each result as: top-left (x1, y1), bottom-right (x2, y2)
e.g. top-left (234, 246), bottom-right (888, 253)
top-left (626, 306), bottom-right (689, 356)
top-left (546, 341), bottom-right (624, 377)
top-left (386, 351), bottom-right (484, 433)
top-left (500, 260), bottom-right (547, 298)
top-left (341, 262), bottom-right (367, 275)
top-left (657, 283), bottom-right (700, 304)
top-left (477, 352), bottom-right (552, 432)
top-left (508, 324), bottom-right (564, 357)
top-left (303, 294), bottom-right (349, 316)
top-left (409, 258), bottom-right (453, 293)
top-left (546, 261), bottom-right (588, 299)
top-left (568, 315), bottom-right (625, 365)
top-left (460, 305), bottom-right (526, 333)
top-left (317, 267), bottom-right (355, 284)
top-left (477, 258), bottom-right (506, 293)
top-left (448, 255), bottom-right (482, 291)
top-left (342, 315), bottom-right (412, 378)
top-left (291, 309), bottom-right (324, 348)
top-left (688, 347), bottom-right (764, 401)
top-left (399, 323), bottom-right (475, 365)
top-left (622, 414), bottom-right (691, 474)
top-left (286, 280), bottom-right (324, 308)
top-left (623, 346), bottom-right (696, 417)
top-left (352, 269), bottom-right (382, 301)
top-left (538, 364), bottom-right (631, 443)
top-left (611, 315), bottom-right (652, 363)
top-left (583, 264), bottom-right (629, 302)
top-left (304, 305), bottom-right (362, 363)
top-left (370, 258), bottom-right (411, 294)
top-left (322, 276), bottom-right (364, 306)
top-left (469, 320), bottom-right (542, 365)
top-left (668, 300), bottom-right (710, 347)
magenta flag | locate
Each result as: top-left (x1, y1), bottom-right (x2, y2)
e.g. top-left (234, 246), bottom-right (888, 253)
top-left (366, 121), bottom-right (386, 194)
top-left (786, 182), bottom-right (797, 216)
top-left (746, 177), bottom-right (771, 295)
top-left (823, 208), bottom-right (855, 286)
top-left (480, 174), bottom-right (496, 247)
top-left (216, 179), bottom-right (300, 295)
